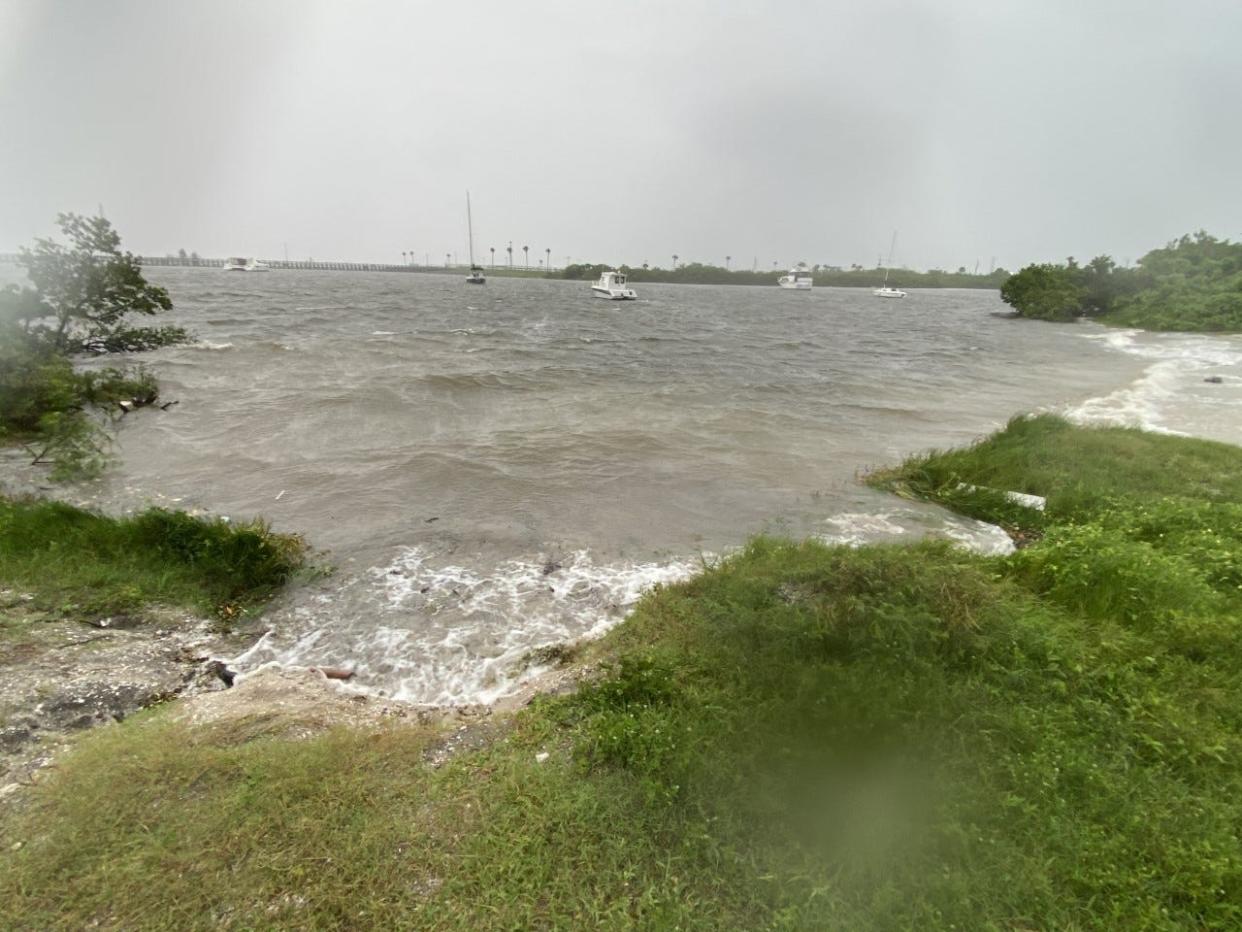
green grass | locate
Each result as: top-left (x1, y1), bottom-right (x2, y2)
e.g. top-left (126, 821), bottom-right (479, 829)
top-left (0, 496), bottom-right (308, 619)
top-left (4, 418), bottom-right (1242, 928)
top-left (867, 412), bottom-right (1242, 530)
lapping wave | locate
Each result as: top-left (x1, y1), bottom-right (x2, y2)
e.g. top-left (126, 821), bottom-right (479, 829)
top-left (229, 548), bottom-right (700, 705)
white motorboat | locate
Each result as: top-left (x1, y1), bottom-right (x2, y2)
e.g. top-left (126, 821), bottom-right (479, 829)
top-left (592, 269), bottom-right (637, 300)
top-left (777, 264), bottom-right (813, 290)
top-left (465, 190), bottom-right (485, 285)
top-left (873, 232), bottom-right (905, 298)
top-left (223, 257), bottom-right (269, 271)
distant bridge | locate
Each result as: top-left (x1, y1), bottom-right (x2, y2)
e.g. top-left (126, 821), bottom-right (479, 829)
top-left (0, 253), bottom-right (455, 273)
top-left (136, 256), bottom-right (431, 272)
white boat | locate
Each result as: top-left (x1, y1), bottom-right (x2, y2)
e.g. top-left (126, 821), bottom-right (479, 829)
top-left (778, 264), bottom-right (813, 290)
top-left (592, 269), bottom-right (637, 301)
top-left (223, 257), bottom-right (269, 272)
top-left (874, 285), bottom-right (907, 299)
top-left (465, 191), bottom-right (485, 285)
top-left (873, 232), bottom-right (906, 298)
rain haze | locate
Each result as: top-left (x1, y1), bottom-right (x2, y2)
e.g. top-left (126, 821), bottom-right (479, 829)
top-left (2, 0), bottom-right (1240, 270)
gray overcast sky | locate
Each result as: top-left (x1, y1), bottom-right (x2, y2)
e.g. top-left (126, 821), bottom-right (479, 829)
top-left (2, 0), bottom-right (1239, 271)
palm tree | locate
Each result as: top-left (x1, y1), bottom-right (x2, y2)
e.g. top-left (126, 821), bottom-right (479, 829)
top-left (725, 255), bottom-right (731, 270)
top-left (545, 247), bottom-right (551, 270)
top-left (523, 245), bottom-right (529, 268)
top-left (490, 246), bottom-right (495, 268)
top-left (507, 242), bottom-right (513, 267)
top-left (672, 254), bottom-right (679, 269)
top-left (402, 251), bottom-right (407, 265)
top-left (446, 253), bottom-right (452, 268)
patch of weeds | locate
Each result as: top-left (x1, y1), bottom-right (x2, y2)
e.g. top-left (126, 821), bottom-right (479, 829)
top-left (0, 496), bottom-right (308, 618)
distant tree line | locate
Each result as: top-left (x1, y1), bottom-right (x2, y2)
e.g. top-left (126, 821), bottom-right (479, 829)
top-left (1001, 232), bottom-right (1242, 332)
top-left (555, 262), bottom-right (1010, 289)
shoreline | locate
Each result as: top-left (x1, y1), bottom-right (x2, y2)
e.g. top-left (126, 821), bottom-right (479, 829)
top-left (6, 412), bottom-right (1241, 927)
top-left (3, 321), bottom-right (1240, 782)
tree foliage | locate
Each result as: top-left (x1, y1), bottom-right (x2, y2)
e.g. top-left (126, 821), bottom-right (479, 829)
top-left (1105, 232), bottom-right (1242, 331)
top-left (2, 212), bottom-right (188, 355)
top-left (1001, 232), bottom-right (1242, 331)
top-left (555, 261), bottom-right (1011, 289)
top-left (0, 213), bottom-right (184, 477)
top-left (999, 264), bottom-right (1085, 322)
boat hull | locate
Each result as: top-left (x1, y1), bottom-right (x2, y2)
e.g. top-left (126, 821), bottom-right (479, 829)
top-left (778, 281), bottom-right (812, 290)
top-left (591, 287), bottom-right (637, 300)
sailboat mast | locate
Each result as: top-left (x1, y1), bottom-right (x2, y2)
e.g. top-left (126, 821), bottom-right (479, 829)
top-left (882, 231), bottom-right (898, 286)
top-left (466, 191), bottom-right (476, 267)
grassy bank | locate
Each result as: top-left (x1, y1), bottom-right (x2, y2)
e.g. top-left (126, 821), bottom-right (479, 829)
top-left (867, 412), bottom-right (1242, 530)
top-left (0, 497), bottom-right (307, 621)
top-left (3, 417), bottom-right (1242, 929)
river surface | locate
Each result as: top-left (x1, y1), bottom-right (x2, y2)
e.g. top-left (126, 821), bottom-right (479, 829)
top-left (12, 268), bottom-right (1242, 703)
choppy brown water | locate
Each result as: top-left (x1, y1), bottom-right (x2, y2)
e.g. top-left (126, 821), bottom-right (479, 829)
top-left (13, 267), bottom-right (1242, 702)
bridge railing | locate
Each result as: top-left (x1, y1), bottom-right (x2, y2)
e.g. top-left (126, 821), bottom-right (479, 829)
top-left (0, 253), bottom-right (477, 274)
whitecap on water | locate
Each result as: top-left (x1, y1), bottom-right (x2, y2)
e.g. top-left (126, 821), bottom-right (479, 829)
top-left (228, 548), bottom-right (700, 706)
top-left (1065, 329), bottom-right (1242, 440)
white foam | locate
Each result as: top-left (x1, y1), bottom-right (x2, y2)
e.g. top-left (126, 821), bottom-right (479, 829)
top-left (190, 341), bottom-right (234, 351)
top-left (819, 512), bottom-right (908, 546)
top-left (229, 549), bottom-right (700, 706)
top-left (818, 509), bottom-right (1014, 556)
top-left (1066, 329), bottom-right (1242, 437)
top-left (935, 515), bottom-right (1015, 556)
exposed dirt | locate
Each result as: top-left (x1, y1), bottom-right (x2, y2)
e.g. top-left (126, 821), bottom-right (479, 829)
top-left (0, 590), bottom-right (252, 789)
top-left (1, 450), bottom-right (601, 799)
top-left (0, 574), bottom-right (600, 806)
top-left (167, 642), bottom-right (600, 766)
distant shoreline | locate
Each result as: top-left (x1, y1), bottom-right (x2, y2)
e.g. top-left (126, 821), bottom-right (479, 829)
top-left (12, 255), bottom-right (1002, 290)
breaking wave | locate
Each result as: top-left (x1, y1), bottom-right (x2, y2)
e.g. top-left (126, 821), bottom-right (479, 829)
top-left (229, 548), bottom-right (700, 706)
top-left (1064, 329), bottom-right (1242, 440)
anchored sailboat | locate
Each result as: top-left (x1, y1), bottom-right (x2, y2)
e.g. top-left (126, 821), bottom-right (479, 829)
top-left (874, 231), bottom-right (907, 298)
top-left (465, 192), bottom-right (485, 285)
